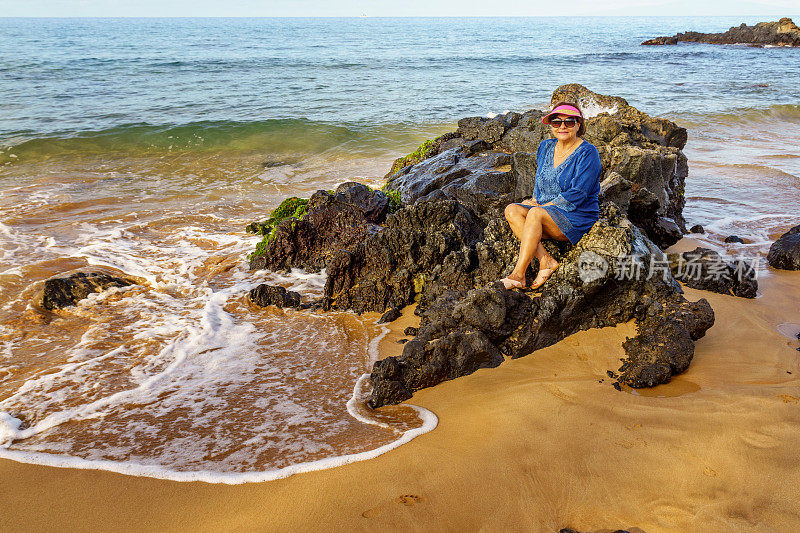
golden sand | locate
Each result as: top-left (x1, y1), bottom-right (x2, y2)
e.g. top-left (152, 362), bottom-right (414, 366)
top-left (2, 238), bottom-right (799, 532)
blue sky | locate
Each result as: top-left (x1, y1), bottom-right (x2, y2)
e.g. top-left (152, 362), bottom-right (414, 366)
top-left (1, 0), bottom-right (797, 17)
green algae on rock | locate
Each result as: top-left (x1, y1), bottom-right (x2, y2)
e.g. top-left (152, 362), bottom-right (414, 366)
top-left (247, 197), bottom-right (309, 259)
top-left (386, 139), bottom-right (436, 177)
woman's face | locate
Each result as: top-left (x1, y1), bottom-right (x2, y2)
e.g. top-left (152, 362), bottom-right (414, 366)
top-left (549, 113), bottom-right (580, 143)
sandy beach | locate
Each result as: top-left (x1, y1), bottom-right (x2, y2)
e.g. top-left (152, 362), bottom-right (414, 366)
top-left (2, 237), bottom-right (798, 532)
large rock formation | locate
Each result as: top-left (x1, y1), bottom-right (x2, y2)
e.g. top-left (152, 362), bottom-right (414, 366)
top-left (642, 18), bottom-right (800, 47)
top-left (383, 84), bottom-right (688, 249)
top-left (41, 272), bottom-right (137, 310)
top-left (367, 204), bottom-right (714, 408)
top-left (767, 225), bottom-right (800, 270)
top-left (249, 87), bottom-right (715, 405)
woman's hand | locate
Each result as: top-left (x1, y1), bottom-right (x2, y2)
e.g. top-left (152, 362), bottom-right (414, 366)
top-left (521, 198), bottom-right (539, 206)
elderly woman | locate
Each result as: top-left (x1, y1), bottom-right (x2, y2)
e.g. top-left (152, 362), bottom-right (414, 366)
top-left (500, 102), bottom-right (602, 289)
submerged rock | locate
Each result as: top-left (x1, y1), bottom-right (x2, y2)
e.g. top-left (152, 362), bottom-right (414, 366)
top-left (249, 284), bottom-right (302, 309)
top-left (41, 272), bottom-right (136, 310)
top-left (767, 225), bottom-right (800, 270)
top-left (383, 84), bottom-right (689, 248)
top-left (642, 18), bottom-right (800, 47)
top-left (668, 247), bottom-right (758, 298)
top-left (724, 235), bottom-right (745, 244)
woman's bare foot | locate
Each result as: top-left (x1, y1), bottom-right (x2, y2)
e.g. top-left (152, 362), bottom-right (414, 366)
top-left (531, 259), bottom-right (559, 289)
top-left (499, 276), bottom-right (526, 290)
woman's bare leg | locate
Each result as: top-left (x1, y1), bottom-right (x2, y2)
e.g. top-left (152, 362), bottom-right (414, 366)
top-left (504, 204), bottom-right (550, 271)
top-left (503, 205), bottom-right (565, 288)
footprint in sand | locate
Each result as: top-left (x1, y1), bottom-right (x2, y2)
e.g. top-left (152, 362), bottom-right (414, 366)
top-left (362, 494), bottom-right (425, 518)
top-left (546, 385), bottom-right (578, 404)
top-left (649, 500), bottom-right (695, 525)
top-left (777, 394), bottom-right (798, 404)
top-left (740, 430), bottom-right (781, 449)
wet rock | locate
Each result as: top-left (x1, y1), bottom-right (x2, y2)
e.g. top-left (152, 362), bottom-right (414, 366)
top-left (724, 235), bottom-right (745, 244)
top-left (369, 329), bottom-right (504, 407)
top-left (249, 187), bottom-right (379, 272)
top-left (386, 146), bottom-right (515, 220)
top-left (367, 203), bottom-right (715, 408)
top-left (690, 224), bottom-right (705, 234)
top-left (41, 272), bottom-right (136, 310)
top-left (384, 85), bottom-right (690, 249)
top-left (378, 307), bottom-right (402, 324)
top-left (324, 197), bottom-right (484, 313)
top-left (404, 326), bottom-right (418, 336)
top-left (767, 225), bottom-right (800, 270)
top-left (642, 18), bottom-right (800, 47)
top-left (332, 181), bottom-right (390, 224)
top-left (249, 284), bottom-right (301, 309)
top-left (668, 247), bottom-right (758, 298)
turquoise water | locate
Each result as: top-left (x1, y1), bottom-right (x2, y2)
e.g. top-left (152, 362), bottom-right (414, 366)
top-left (2, 16), bottom-right (800, 147)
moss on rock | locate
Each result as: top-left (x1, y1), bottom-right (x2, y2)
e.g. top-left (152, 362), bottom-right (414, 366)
top-left (248, 196), bottom-right (309, 259)
top-left (387, 139), bottom-right (435, 177)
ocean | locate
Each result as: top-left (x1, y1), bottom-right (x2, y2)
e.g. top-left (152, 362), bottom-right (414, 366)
top-left (1, 16), bottom-right (799, 482)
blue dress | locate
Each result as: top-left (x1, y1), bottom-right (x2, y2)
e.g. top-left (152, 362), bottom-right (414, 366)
top-left (526, 138), bottom-right (602, 245)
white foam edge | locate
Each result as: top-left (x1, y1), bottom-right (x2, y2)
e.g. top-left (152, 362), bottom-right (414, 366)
top-left (486, 110), bottom-right (511, 119)
top-left (0, 313), bottom-right (439, 485)
top-left (0, 402), bottom-right (438, 484)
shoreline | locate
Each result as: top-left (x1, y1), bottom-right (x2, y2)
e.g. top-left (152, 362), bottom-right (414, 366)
top-left (2, 238), bottom-right (799, 531)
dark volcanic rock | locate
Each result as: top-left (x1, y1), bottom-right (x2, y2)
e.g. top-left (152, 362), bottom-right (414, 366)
top-left (643, 18), bottom-right (800, 47)
top-left (387, 146), bottom-right (515, 221)
top-left (767, 225), bottom-right (800, 270)
top-left (724, 235), bottom-right (745, 244)
top-left (642, 36), bottom-right (678, 45)
top-left (249, 284), bottom-right (301, 308)
top-left (378, 307), bottom-right (402, 324)
top-left (689, 224), bottom-right (705, 234)
top-left (367, 204), bottom-right (715, 408)
top-left (249, 185), bottom-right (384, 272)
top-left (324, 197), bottom-right (485, 313)
top-left (384, 84), bottom-right (689, 249)
top-left (42, 272), bottom-right (136, 310)
top-left (668, 247), bottom-right (758, 298)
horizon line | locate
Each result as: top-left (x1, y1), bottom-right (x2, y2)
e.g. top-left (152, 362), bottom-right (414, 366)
top-left (1, 14), bottom-right (796, 19)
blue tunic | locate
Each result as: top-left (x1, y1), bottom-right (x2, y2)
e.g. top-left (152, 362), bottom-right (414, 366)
top-left (531, 138), bottom-right (602, 245)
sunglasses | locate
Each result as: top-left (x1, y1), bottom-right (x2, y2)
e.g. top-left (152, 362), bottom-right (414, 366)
top-left (549, 118), bottom-right (579, 128)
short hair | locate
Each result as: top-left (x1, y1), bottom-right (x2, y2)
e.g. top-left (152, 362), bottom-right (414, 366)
top-left (549, 100), bottom-right (586, 137)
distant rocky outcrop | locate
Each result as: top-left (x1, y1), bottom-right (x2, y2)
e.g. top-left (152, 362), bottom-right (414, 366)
top-left (384, 84), bottom-right (689, 249)
top-left (767, 225), bottom-right (800, 270)
top-left (41, 272), bottom-right (136, 310)
top-left (642, 18), bottom-right (800, 47)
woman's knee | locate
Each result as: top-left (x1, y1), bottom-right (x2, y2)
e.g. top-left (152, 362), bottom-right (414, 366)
top-left (524, 207), bottom-right (545, 223)
top-left (504, 203), bottom-right (524, 221)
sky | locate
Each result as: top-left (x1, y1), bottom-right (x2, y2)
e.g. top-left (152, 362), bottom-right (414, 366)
top-left (0, 0), bottom-right (798, 17)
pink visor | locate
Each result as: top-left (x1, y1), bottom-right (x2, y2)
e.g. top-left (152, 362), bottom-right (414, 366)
top-left (542, 104), bottom-right (583, 124)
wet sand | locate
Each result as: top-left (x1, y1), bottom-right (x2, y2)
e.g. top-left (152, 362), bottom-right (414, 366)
top-left (2, 239), bottom-right (800, 532)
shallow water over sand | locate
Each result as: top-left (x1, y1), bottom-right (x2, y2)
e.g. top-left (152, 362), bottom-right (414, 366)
top-left (0, 149), bottom-right (435, 480)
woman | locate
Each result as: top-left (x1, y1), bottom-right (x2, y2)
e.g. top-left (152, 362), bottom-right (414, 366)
top-left (500, 102), bottom-right (602, 290)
